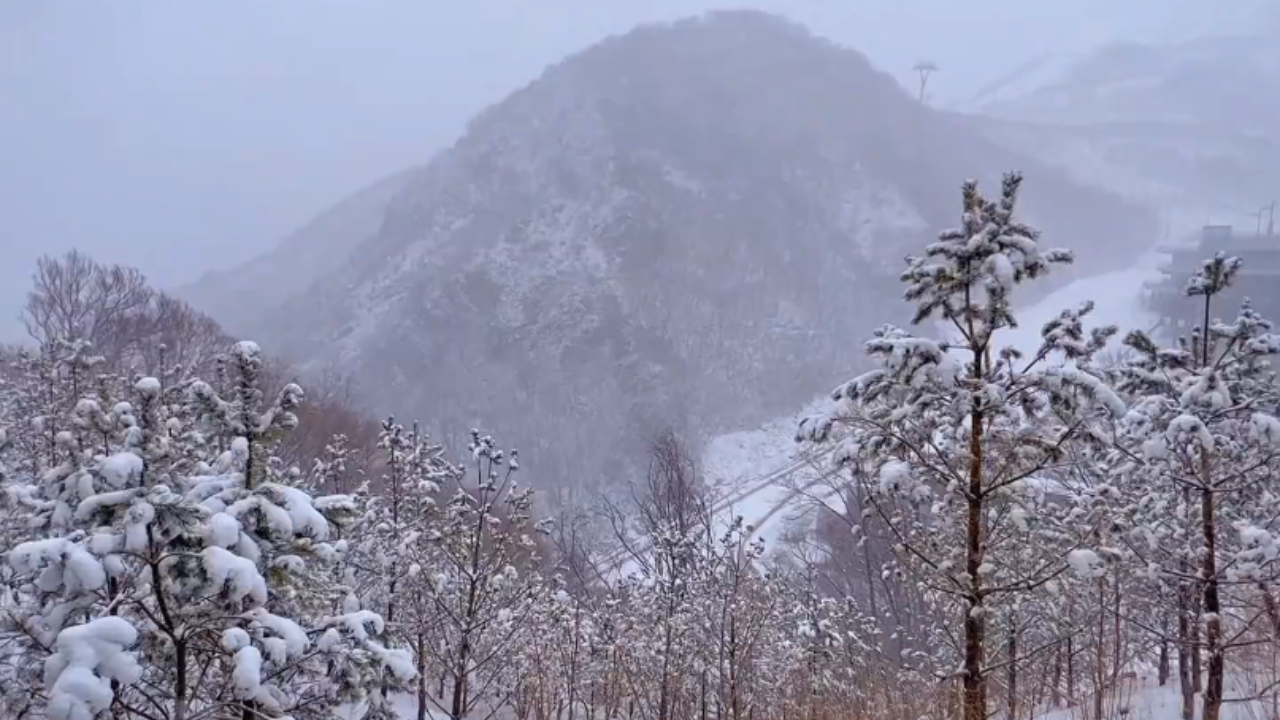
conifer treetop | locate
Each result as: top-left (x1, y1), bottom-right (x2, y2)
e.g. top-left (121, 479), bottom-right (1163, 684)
top-left (902, 172), bottom-right (1073, 350)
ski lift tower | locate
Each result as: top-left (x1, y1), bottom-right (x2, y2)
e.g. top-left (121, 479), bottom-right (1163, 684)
top-left (912, 61), bottom-right (938, 104)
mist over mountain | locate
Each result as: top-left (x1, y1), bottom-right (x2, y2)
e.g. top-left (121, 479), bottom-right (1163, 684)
top-left (959, 30), bottom-right (1280, 230)
top-left (183, 10), bottom-right (1156, 488)
top-left (180, 168), bottom-right (418, 338)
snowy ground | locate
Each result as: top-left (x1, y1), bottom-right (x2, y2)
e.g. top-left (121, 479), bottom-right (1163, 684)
top-left (338, 694), bottom-right (446, 719)
top-left (701, 397), bottom-right (839, 547)
top-left (700, 253), bottom-right (1166, 547)
top-left (355, 665), bottom-right (1276, 720)
top-left (1039, 674), bottom-right (1280, 720)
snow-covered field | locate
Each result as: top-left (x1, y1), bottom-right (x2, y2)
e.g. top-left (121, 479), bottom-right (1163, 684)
top-left (700, 253), bottom-right (1165, 546)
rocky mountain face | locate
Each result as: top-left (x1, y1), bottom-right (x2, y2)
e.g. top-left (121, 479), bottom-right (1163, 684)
top-left (958, 31), bottom-right (1280, 230)
top-left (185, 10), bottom-right (1155, 489)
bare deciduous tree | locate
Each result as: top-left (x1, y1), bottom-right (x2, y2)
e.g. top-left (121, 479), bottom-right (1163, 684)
top-left (22, 251), bottom-right (230, 378)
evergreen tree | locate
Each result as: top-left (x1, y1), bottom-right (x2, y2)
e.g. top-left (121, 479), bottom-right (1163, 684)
top-left (1113, 253), bottom-right (1280, 720)
top-left (798, 173), bottom-right (1126, 720)
top-left (2, 340), bottom-right (414, 720)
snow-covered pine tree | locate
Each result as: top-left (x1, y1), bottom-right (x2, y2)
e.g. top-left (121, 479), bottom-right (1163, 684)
top-left (341, 416), bottom-right (453, 720)
top-left (182, 341), bottom-right (415, 718)
top-left (0, 351), bottom-right (166, 719)
top-left (3, 339), bottom-right (414, 720)
top-left (0, 421), bottom-right (42, 718)
top-left (307, 433), bottom-right (357, 496)
top-left (1113, 253), bottom-right (1280, 720)
top-left (798, 173), bottom-right (1127, 720)
top-left (0, 340), bottom-right (106, 480)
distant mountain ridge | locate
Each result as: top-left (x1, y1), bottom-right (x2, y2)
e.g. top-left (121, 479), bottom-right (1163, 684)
top-left (177, 167), bottom-right (418, 338)
top-left (184, 10), bottom-right (1155, 489)
top-left (957, 32), bottom-right (1280, 229)
top-left (970, 35), bottom-right (1279, 133)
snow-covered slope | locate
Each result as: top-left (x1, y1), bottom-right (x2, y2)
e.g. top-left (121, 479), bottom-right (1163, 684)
top-left (701, 398), bottom-right (837, 547)
top-left (701, 254), bottom-right (1163, 546)
top-left (1038, 674), bottom-right (1280, 720)
top-left (190, 10), bottom-right (1155, 490)
top-left (958, 51), bottom-right (1091, 116)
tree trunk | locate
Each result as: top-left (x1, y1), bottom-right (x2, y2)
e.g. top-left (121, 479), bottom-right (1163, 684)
top-left (1006, 629), bottom-right (1018, 720)
top-left (659, 605), bottom-right (675, 720)
top-left (1051, 643), bottom-right (1062, 707)
top-left (451, 633), bottom-right (471, 720)
top-left (699, 671), bottom-right (708, 720)
top-left (1179, 483), bottom-right (1197, 720)
top-left (173, 640), bottom-right (188, 720)
top-left (1158, 600), bottom-right (1170, 686)
top-left (567, 609), bottom-right (580, 720)
top-left (1179, 582), bottom-right (1194, 720)
top-left (962, 395), bottom-right (987, 720)
top-left (417, 633), bottom-right (429, 720)
top-left (1262, 582), bottom-right (1280, 637)
top-left (1094, 578), bottom-right (1106, 720)
top-left (1113, 571), bottom-right (1123, 684)
top-left (728, 617), bottom-right (741, 720)
top-left (1191, 592), bottom-right (1203, 695)
top-left (1201, 472), bottom-right (1224, 720)
top-left (1158, 638), bottom-right (1170, 687)
top-left (1067, 609), bottom-right (1076, 702)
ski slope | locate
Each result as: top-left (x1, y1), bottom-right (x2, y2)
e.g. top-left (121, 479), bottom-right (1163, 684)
top-left (699, 254), bottom-right (1165, 548)
top-left (994, 251), bottom-right (1164, 357)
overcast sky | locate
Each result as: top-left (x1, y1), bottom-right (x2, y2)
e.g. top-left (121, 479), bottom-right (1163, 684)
top-left (0, 0), bottom-right (1271, 340)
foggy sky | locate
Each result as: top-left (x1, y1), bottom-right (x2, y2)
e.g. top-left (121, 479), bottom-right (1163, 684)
top-left (1, 0), bottom-right (1271, 341)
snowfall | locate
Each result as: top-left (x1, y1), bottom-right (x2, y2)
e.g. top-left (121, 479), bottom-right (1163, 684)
top-left (368, 254), bottom-right (1175, 719)
top-left (694, 250), bottom-right (1280, 720)
top-left (700, 252), bottom-right (1165, 550)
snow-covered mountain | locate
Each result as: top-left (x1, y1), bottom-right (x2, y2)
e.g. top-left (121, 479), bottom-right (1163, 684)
top-left (957, 31), bottom-right (1280, 231)
top-left (187, 10), bottom-right (1155, 489)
